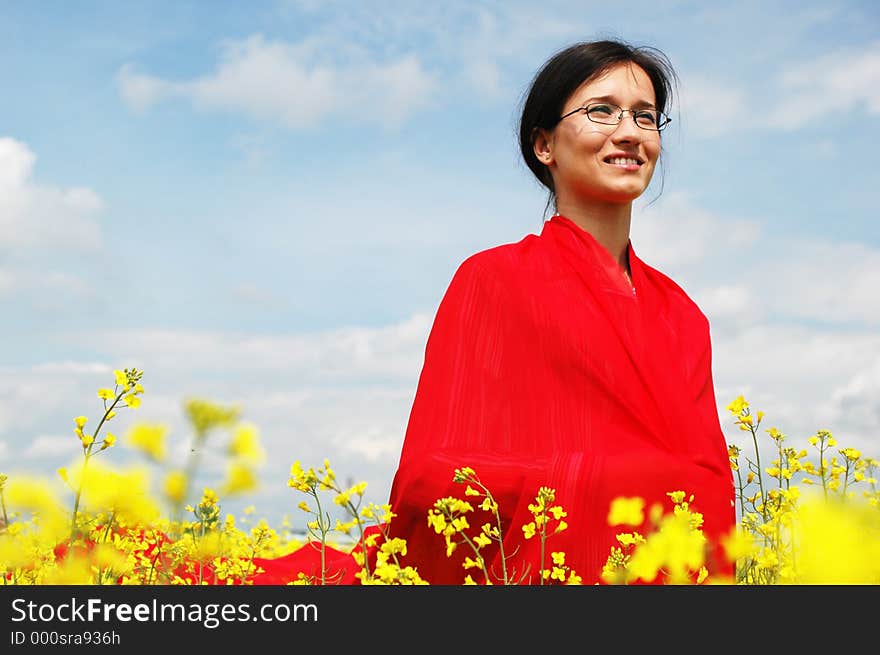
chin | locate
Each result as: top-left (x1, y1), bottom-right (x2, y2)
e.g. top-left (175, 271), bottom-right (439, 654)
top-left (595, 188), bottom-right (647, 204)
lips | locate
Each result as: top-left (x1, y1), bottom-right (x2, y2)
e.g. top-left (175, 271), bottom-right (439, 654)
top-left (603, 153), bottom-right (644, 165)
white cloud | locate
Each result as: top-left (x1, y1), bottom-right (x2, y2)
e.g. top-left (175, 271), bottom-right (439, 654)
top-left (751, 239), bottom-right (880, 326)
top-left (116, 64), bottom-right (176, 112)
top-left (67, 312), bottom-right (432, 382)
top-left (635, 191), bottom-right (880, 328)
top-left (634, 190), bottom-right (761, 271)
top-left (0, 137), bottom-right (104, 253)
top-left (0, 268), bottom-right (95, 308)
top-left (0, 269), bottom-right (14, 296)
top-left (22, 435), bottom-right (71, 459)
top-left (118, 34), bottom-right (436, 130)
top-left (30, 361), bottom-right (112, 375)
top-left (714, 324), bottom-right (880, 459)
top-left (699, 284), bottom-right (754, 319)
top-left (824, 355), bottom-right (880, 440)
top-left (676, 74), bottom-right (748, 138)
top-left (769, 41), bottom-right (880, 130)
top-left (229, 282), bottom-right (282, 308)
top-left (674, 42), bottom-right (880, 137)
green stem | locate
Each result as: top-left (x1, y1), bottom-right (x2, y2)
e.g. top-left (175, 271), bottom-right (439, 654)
top-left (70, 391), bottom-right (125, 544)
top-left (539, 509), bottom-right (548, 586)
top-left (69, 452), bottom-right (92, 545)
top-left (101, 511), bottom-right (117, 544)
top-left (343, 498), bottom-right (370, 581)
top-left (172, 431), bottom-right (206, 535)
top-left (748, 421), bottom-right (768, 522)
top-left (0, 488), bottom-right (8, 531)
top-left (841, 460), bottom-right (851, 497)
top-left (311, 490), bottom-right (328, 584)
top-left (734, 460), bottom-right (747, 522)
top-left (480, 483), bottom-right (508, 585)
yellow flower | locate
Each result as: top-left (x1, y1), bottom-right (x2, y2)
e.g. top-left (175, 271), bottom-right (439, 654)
top-left (163, 470), bottom-right (187, 504)
top-left (72, 461), bottom-right (160, 526)
top-left (97, 388), bottom-right (115, 400)
top-left (228, 422), bottom-right (265, 464)
top-left (697, 566), bottom-right (709, 584)
top-left (726, 395), bottom-right (748, 415)
top-left (462, 556), bottom-right (483, 570)
top-left (114, 369), bottom-right (128, 388)
top-left (74, 416), bottom-right (88, 428)
top-left (427, 512), bottom-right (448, 534)
top-left (522, 522), bottom-right (536, 539)
top-left (185, 398), bottom-right (241, 436)
top-left (616, 532), bottom-right (643, 547)
top-left (221, 463), bottom-right (258, 496)
top-left (841, 448), bottom-right (861, 461)
top-left (607, 497), bottom-right (645, 526)
top-left (125, 423), bottom-right (168, 462)
top-left (124, 394), bottom-right (141, 409)
top-left (549, 506), bottom-right (567, 520)
top-left (474, 533), bottom-right (492, 548)
top-left (668, 491), bottom-right (687, 505)
top-left (479, 497), bottom-right (497, 512)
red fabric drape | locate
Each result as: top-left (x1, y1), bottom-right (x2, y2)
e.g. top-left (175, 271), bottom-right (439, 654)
top-left (385, 214), bottom-right (735, 584)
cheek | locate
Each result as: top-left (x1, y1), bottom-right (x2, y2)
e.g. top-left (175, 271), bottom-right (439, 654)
top-left (564, 123), bottom-right (609, 149)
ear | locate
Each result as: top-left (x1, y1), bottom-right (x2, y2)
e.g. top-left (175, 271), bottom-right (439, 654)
top-left (532, 127), bottom-right (554, 166)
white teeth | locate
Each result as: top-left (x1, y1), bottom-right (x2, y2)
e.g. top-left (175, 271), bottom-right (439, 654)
top-left (608, 157), bottom-right (639, 165)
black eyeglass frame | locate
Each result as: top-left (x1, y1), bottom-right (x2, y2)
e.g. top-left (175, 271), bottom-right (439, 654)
top-left (552, 102), bottom-right (672, 131)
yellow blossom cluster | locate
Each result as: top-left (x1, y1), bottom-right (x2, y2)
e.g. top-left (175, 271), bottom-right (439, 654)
top-left (725, 395), bottom-right (879, 584)
top-left (2, 371), bottom-right (878, 587)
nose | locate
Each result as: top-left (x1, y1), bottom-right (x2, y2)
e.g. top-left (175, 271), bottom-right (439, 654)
top-left (611, 111), bottom-right (642, 142)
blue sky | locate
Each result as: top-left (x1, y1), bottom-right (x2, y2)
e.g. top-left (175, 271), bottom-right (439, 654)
top-left (1, 0), bottom-right (878, 528)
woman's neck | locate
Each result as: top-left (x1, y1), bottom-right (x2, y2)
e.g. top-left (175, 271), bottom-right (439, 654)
top-left (554, 199), bottom-right (632, 273)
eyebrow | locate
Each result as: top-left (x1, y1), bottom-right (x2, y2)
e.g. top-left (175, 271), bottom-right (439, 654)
top-left (582, 95), bottom-right (657, 109)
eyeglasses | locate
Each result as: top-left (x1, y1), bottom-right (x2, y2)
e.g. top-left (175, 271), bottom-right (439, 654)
top-left (555, 102), bottom-right (671, 131)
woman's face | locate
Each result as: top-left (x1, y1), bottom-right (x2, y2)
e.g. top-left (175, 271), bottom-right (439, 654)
top-left (536, 62), bottom-right (661, 206)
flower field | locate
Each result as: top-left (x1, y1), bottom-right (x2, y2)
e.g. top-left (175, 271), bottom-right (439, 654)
top-left (1, 369), bottom-right (878, 585)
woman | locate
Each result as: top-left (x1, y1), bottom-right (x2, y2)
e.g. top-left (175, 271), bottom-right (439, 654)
top-left (383, 39), bottom-right (736, 585)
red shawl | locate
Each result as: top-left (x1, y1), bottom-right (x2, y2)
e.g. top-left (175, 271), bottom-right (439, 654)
top-left (385, 214), bottom-right (736, 584)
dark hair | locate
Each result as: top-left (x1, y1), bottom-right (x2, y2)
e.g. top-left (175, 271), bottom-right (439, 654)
top-left (518, 39), bottom-right (679, 216)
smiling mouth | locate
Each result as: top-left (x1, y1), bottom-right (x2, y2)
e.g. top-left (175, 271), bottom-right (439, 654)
top-left (604, 156), bottom-right (643, 166)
